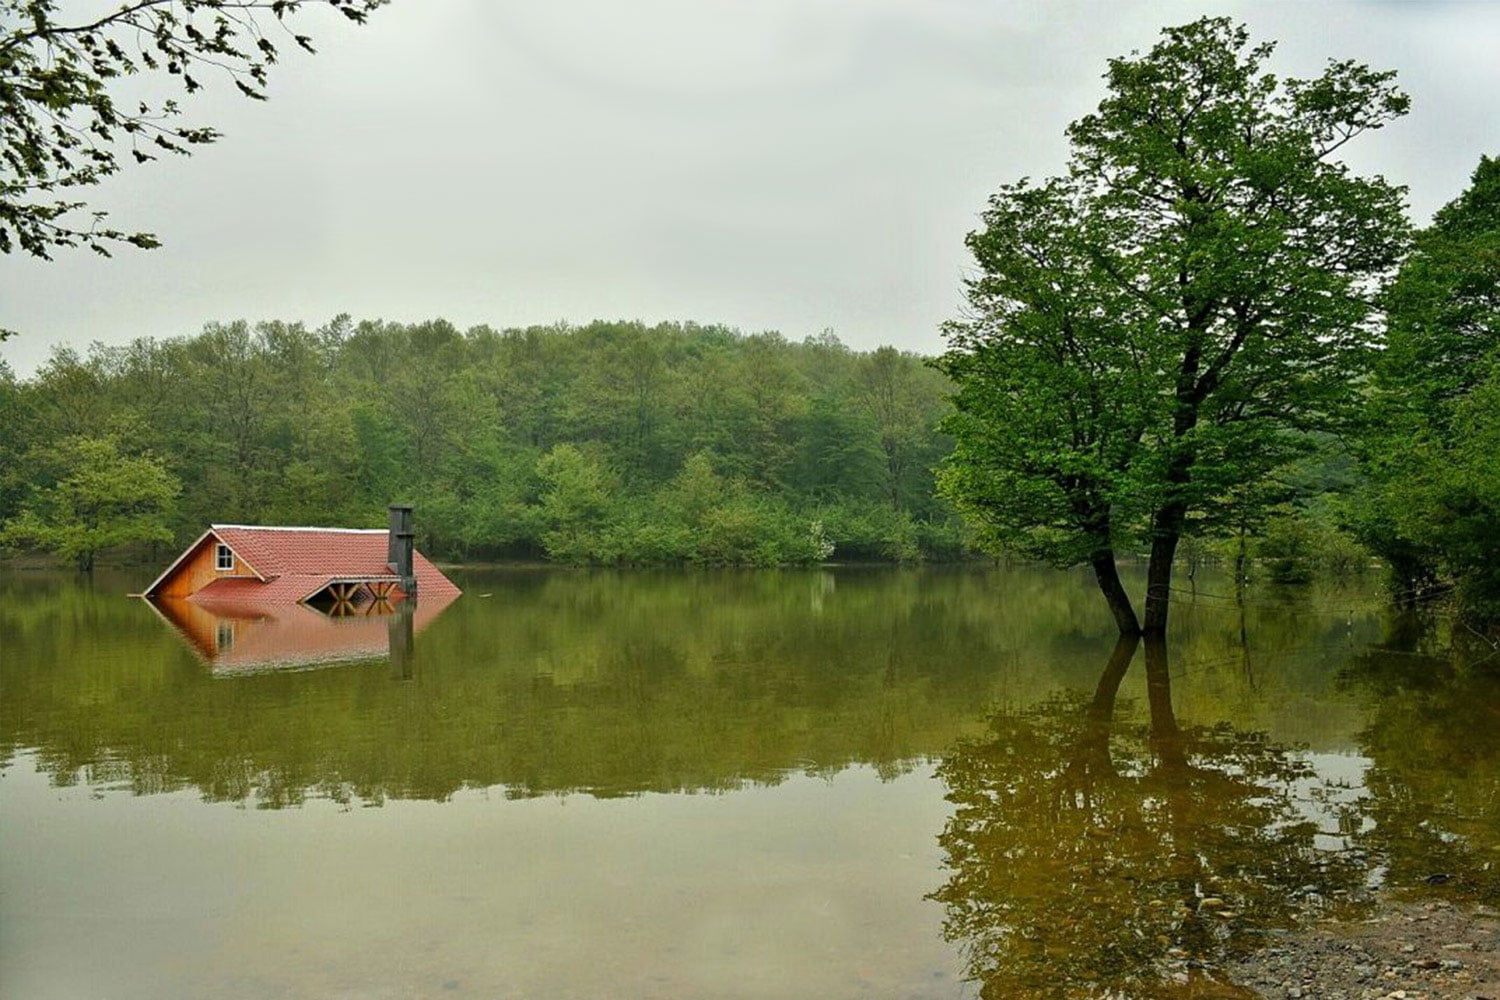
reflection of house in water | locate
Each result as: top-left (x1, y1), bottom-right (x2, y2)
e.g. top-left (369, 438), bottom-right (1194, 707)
top-left (140, 505), bottom-right (460, 674)
top-left (147, 595), bottom-right (455, 674)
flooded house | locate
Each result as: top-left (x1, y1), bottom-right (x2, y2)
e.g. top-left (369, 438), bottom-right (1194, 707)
top-left (142, 505), bottom-right (460, 609)
top-left (140, 505), bottom-right (461, 672)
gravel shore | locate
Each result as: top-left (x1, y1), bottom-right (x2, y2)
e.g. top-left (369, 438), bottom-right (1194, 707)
top-left (1231, 896), bottom-right (1500, 1000)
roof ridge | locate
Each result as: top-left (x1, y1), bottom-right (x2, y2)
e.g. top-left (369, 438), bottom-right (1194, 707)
top-left (212, 524), bottom-right (387, 534)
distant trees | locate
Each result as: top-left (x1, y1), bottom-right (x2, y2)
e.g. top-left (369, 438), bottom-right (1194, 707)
top-left (938, 18), bottom-right (1410, 635)
top-left (535, 443), bottom-right (617, 564)
top-left (0, 435), bottom-right (179, 571)
top-left (1349, 156), bottom-right (1500, 621)
top-left (0, 319), bottom-right (961, 568)
top-left (1, 0), bottom-right (381, 261)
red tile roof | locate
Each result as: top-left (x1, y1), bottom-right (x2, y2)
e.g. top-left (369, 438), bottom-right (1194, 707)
top-left (191, 575), bottom-right (330, 605)
top-left (147, 525), bottom-right (462, 604)
top-left (213, 526), bottom-right (396, 577)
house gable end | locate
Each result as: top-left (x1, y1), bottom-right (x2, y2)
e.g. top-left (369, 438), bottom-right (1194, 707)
top-left (144, 530), bottom-right (267, 598)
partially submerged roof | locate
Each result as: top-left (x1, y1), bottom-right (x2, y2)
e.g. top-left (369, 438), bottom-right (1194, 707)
top-left (143, 524), bottom-right (462, 603)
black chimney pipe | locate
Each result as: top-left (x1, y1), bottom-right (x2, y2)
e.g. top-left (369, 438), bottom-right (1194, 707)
top-left (388, 504), bottom-right (417, 597)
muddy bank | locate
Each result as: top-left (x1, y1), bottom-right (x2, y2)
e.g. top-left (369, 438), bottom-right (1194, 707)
top-left (1233, 896), bottom-right (1500, 1000)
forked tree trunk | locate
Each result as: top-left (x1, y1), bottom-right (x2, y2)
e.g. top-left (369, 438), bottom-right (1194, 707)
top-left (1142, 502), bottom-right (1187, 637)
top-left (1090, 551), bottom-right (1141, 636)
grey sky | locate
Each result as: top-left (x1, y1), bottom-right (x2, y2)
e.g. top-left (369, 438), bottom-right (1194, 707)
top-left (3, 0), bottom-right (1497, 375)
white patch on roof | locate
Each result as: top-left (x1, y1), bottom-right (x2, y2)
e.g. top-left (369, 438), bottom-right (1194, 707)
top-left (210, 524), bottom-right (387, 534)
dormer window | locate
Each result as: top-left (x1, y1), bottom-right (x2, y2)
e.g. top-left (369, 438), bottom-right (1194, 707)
top-left (215, 543), bottom-right (234, 571)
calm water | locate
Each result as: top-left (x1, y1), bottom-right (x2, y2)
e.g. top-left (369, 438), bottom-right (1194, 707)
top-left (1, 565), bottom-right (1496, 999)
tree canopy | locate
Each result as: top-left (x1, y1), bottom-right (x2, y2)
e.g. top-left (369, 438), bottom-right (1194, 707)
top-left (0, 433), bottom-right (179, 570)
top-left (938, 17), bottom-right (1410, 635)
top-left (0, 318), bottom-right (960, 568)
top-left (1349, 155), bottom-right (1500, 620)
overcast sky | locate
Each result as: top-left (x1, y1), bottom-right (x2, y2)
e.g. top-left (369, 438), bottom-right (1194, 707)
top-left (2, 0), bottom-right (1497, 375)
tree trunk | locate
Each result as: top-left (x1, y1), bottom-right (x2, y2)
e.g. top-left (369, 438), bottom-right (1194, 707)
top-left (1234, 530), bottom-right (1249, 595)
top-left (1142, 507), bottom-right (1185, 637)
top-left (1090, 551), bottom-right (1142, 636)
top-left (77, 549), bottom-right (95, 573)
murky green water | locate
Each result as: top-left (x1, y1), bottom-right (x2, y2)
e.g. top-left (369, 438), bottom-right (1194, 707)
top-left (2, 566), bottom-right (1496, 999)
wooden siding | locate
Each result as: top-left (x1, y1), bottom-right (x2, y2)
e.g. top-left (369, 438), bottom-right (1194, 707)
top-left (154, 533), bottom-right (257, 598)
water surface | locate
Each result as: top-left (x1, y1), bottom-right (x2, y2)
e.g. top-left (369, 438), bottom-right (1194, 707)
top-left (2, 566), bottom-right (1495, 998)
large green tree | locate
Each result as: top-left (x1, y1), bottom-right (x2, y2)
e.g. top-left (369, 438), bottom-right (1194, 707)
top-left (938, 17), bottom-right (1410, 635)
top-left (0, 434), bottom-right (179, 571)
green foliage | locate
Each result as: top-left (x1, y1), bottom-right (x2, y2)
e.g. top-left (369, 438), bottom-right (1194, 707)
top-left (535, 444), bottom-right (618, 564)
top-left (1, 1), bottom-right (380, 259)
top-left (1350, 156), bottom-right (1500, 621)
top-left (937, 17), bottom-right (1410, 632)
top-left (0, 318), bottom-right (962, 566)
top-left (0, 435), bottom-right (179, 571)
top-left (1254, 505), bottom-right (1370, 585)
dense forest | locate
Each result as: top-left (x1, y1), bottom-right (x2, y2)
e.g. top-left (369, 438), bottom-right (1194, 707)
top-left (1, 141), bottom-right (1495, 625)
top-left (0, 320), bottom-right (962, 565)
top-left (0, 19), bottom-right (1495, 629)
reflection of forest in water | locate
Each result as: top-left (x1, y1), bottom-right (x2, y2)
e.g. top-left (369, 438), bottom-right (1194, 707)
top-left (1, 565), bottom-right (1380, 804)
top-left (2, 568), bottom-right (1496, 927)
top-left (931, 628), bottom-right (1500, 999)
top-left (3, 567), bottom-right (1498, 997)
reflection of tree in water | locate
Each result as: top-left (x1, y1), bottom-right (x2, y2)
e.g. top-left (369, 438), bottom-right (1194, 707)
top-left (931, 638), bottom-right (1369, 999)
top-left (1344, 617), bottom-right (1500, 904)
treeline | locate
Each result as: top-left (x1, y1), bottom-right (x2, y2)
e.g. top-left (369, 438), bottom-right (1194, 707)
top-left (0, 320), bottom-right (965, 566)
top-left (1190, 159), bottom-right (1500, 619)
top-left (1346, 156), bottom-right (1500, 622)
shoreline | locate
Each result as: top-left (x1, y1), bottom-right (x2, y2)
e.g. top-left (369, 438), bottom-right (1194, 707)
top-left (1233, 894), bottom-right (1500, 1000)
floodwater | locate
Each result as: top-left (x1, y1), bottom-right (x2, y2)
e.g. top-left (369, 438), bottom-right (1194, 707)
top-left (1, 565), bottom-right (1496, 999)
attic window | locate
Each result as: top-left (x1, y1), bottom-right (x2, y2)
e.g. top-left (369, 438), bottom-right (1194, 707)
top-left (215, 544), bottom-right (234, 571)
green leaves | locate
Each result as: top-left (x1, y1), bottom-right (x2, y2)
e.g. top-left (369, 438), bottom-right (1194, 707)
top-left (0, 434), bottom-right (179, 571)
top-left (939, 17), bottom-right (1410, 629)
top-left (0, 0), bottom-right (382, 259)
top-left (1351, 157), bottom-right (1500, 620)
